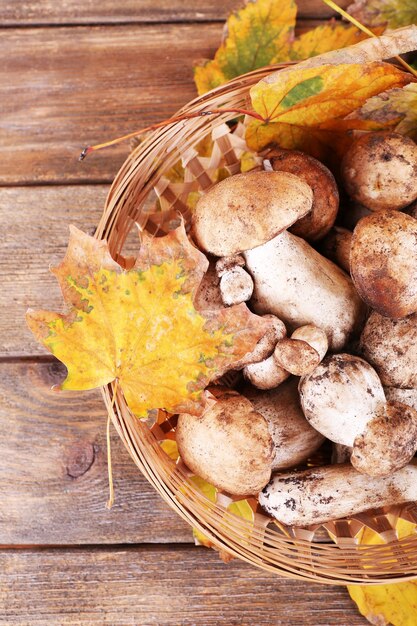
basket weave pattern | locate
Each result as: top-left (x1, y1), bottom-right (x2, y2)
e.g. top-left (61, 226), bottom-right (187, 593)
top-left (96, 65), bottom-right (417, 584)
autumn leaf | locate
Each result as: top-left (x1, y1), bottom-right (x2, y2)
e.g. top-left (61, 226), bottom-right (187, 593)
top-left (347, 518), bottom-right (417, 625)
top-left (348, 83), bottom-right (417, 141)
top-left (26, 224), bottom-right (269, 418)
top-left (289, 22), bottom-right (368, 61)
top-left (245, 61), bottom-right (412, 152)
top-left (347, 0), bottom-right (417, 30)
top-left (194, 0), bottom-right (373, 96)
top-left (194, 0), bottom-right (296, 95)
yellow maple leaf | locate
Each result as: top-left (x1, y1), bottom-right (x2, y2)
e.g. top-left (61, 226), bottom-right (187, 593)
top-left (245, 61), bottom-right (412, 152)
top-left (347, 517), bottom-right (417, 625)
top-left (26, 224), bottom-right (268, 418)
top-left (194, 0), bottom-right (296, 95)
top-left (290, 22), bottom-right (368, 61)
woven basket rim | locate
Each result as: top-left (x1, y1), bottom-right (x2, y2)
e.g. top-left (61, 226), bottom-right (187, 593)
top-left (96, 63), bottom-right (417, 585)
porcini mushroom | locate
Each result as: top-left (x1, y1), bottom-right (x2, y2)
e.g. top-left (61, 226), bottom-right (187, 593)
top-left (244, 232), bottom-right (365, 350)
top-left (242, 378), bottom-right (324, 470)
top-left (176, 389), bottom-right (273, 497)
top-left (360, 311), bottom-right (417, 388)
top-left (320, 227), bottom-right (352, 274)
top-left (192, 170), bottom-right (365, 351)
top-left (341, 132), bottom-right (417, 211)
top-left (192, 170), bottom-right (313, 257)
top-left (299, 354), bottom-right (417, 477)
top-left (216, 255), bottom-right (254, 306)
top-left (259, 463), bottom-right (417, 526)
top-left (273, 325), bottom-right (328, 377)
top-left (350, 211), bottom-right (417, 318)
top-left (266, 148), bottom-right (339, 240)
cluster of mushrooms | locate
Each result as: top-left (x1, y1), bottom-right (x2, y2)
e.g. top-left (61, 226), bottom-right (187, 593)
top-left (176, 131), bottom-right (417, 527)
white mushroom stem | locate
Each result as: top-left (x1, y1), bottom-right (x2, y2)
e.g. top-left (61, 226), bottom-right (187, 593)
top-left (244, 230), bottom-right (365, 351)
top-left (243, 355), bottom-right (289, 390)
top-left (243, 378), bottom-right (324, 471)
top-left (274, 325), bottom-right (328, 376)
top-left (259, 463), bottom-right (417, 527)
top-left (299, 354), bottom-right (417, 477)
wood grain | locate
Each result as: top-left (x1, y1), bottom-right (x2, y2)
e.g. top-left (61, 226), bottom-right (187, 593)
top-left (0, 360), bottom-right (192, 545)
top-left (0, 20), bottom-right (324, 186)
top-left (1, 185), bottom-right (110, 357)
top-left (0, 546), bottom-right (368, 625)
top-left (1, 0), bottom-right (351, 25)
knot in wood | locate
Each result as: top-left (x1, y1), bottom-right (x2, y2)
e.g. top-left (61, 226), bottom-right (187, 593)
top-left (66, 442), bottom-right (95, 478)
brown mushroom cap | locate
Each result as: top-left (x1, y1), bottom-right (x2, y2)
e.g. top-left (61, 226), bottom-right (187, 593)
top-left (267, 148), bottom-right (339, 241)
top-left (360, 311), bottom-right (417, 388)
top-left (243, 378), bottom-right (324, 471)
top-left (320, 227), bottom-right (352, 274)
top-left (350, 211), bottom-right (417, 318)
top-left (351, 401), bottom-right (417, 477)
top-left (274, 325), bottom-right (328, 376)
top-left (191, 171), bottom-right (313, 257)
top-left (341, 131), bottom-right (417, 211)
top-left (176, 391), bottom-right (273, 497)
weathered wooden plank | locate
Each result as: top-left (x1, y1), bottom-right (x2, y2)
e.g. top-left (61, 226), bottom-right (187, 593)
top-left (0, 21), bottom-right (325, 185)
top-left (0, 0), bottom-right (351, 25)
top-left (0, 546), bottom-right (368, 625)
top-left (1, 185), bottom-right (110, 357)
top-left (0, 360), bottom-right (192, 544)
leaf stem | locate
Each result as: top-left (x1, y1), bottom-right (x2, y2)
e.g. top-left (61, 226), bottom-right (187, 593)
top-left (79, 108), bottom-right (264, 160)
top-left (322, 0), bottom-right (417, 78)
top-left (106, 378), bottom-right (118, 510)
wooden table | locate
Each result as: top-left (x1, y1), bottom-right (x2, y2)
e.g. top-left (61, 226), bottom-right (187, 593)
top-left (0, 1), bottom-right (370, 623)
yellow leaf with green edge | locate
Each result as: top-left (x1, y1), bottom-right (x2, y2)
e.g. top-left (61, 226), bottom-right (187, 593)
top-left (227, 499), bottom-right (254, 522)
top-left (347, 0), bottom-right (417, 30)
top-left (289, 22), bottom-right (368, 61)
top-left (194, 0), bottom-right (296, 96)
top-left (347, 517), bottom-right (417, 625)
top-left (349, 83), bottom-right (417, 141)
top-left (246, 62), bottom-right (412, 152)
top-left (26, 224), bottom-right (269, 419)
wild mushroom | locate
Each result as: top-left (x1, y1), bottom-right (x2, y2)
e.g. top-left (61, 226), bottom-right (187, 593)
top-left (384, 387), bottom-right (417, 411)
top-left (266, 147), bottom-right (339, 240)
top-left (299, 354), bottom-right (417, 477)
top-left (273, 325), bottom-right (328, 377)
top-left (243, 355), bottom-right (290, 390)
top-left (192, 170), bottom-right (365, 351)
top-left (244, 233), bottom-right (365, 350)
top-left (341, 131), bottom-right (417, 211)
top-left (242, 378), bottom-right (324, 471)
top-left (216, 255), bottom-right (254, 306)
top-left (176, 383), bottom-right (324, 496)
top-left (360, 311), bottom-right (417, 388)
top-left (176, 389), bottom-right (273, 497)
top-left (259, 463), bottom-right (417, 527)
top-left (192, 170), bottom-right (313, 257)
top-left (350, 211), bottom-right (417, 318)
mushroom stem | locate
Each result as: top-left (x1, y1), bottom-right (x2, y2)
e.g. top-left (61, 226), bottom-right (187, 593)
top-left (259, 463), bottom-right (417, 526)
top-left (244, 230), bottom-right (365, 350)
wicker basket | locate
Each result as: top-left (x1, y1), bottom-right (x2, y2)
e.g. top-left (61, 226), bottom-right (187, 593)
top-left (95, 64), bottom-right (417, 585)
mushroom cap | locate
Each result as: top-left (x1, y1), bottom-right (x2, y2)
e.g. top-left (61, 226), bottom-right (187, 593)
top-left (341, 131), bottom-right (417, 211)
top-left (267, 148), bottom-right (339, 241)
top-left (191, 171), bottom-right (313, 257)
top-left (320, 226), bottom-right (352, 274)
top-left (274, 325), bottom-right (328, 376)
top-left (243, 378), bottom-right (324, 471)
top-left (360, 311), bottom-right (417, 388)
top-left (176, 390), bottom-right (273, 496)
top-left (219, 266), bottom-right (254, 306)
top-left (351, 401), bottom-right (417, 477)
top-left (350, 211), bottom-right (417, 318)
top-left (298, 354), bottom-right (386, 446)
top-left (384, 387), bottom-right (417, 411)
